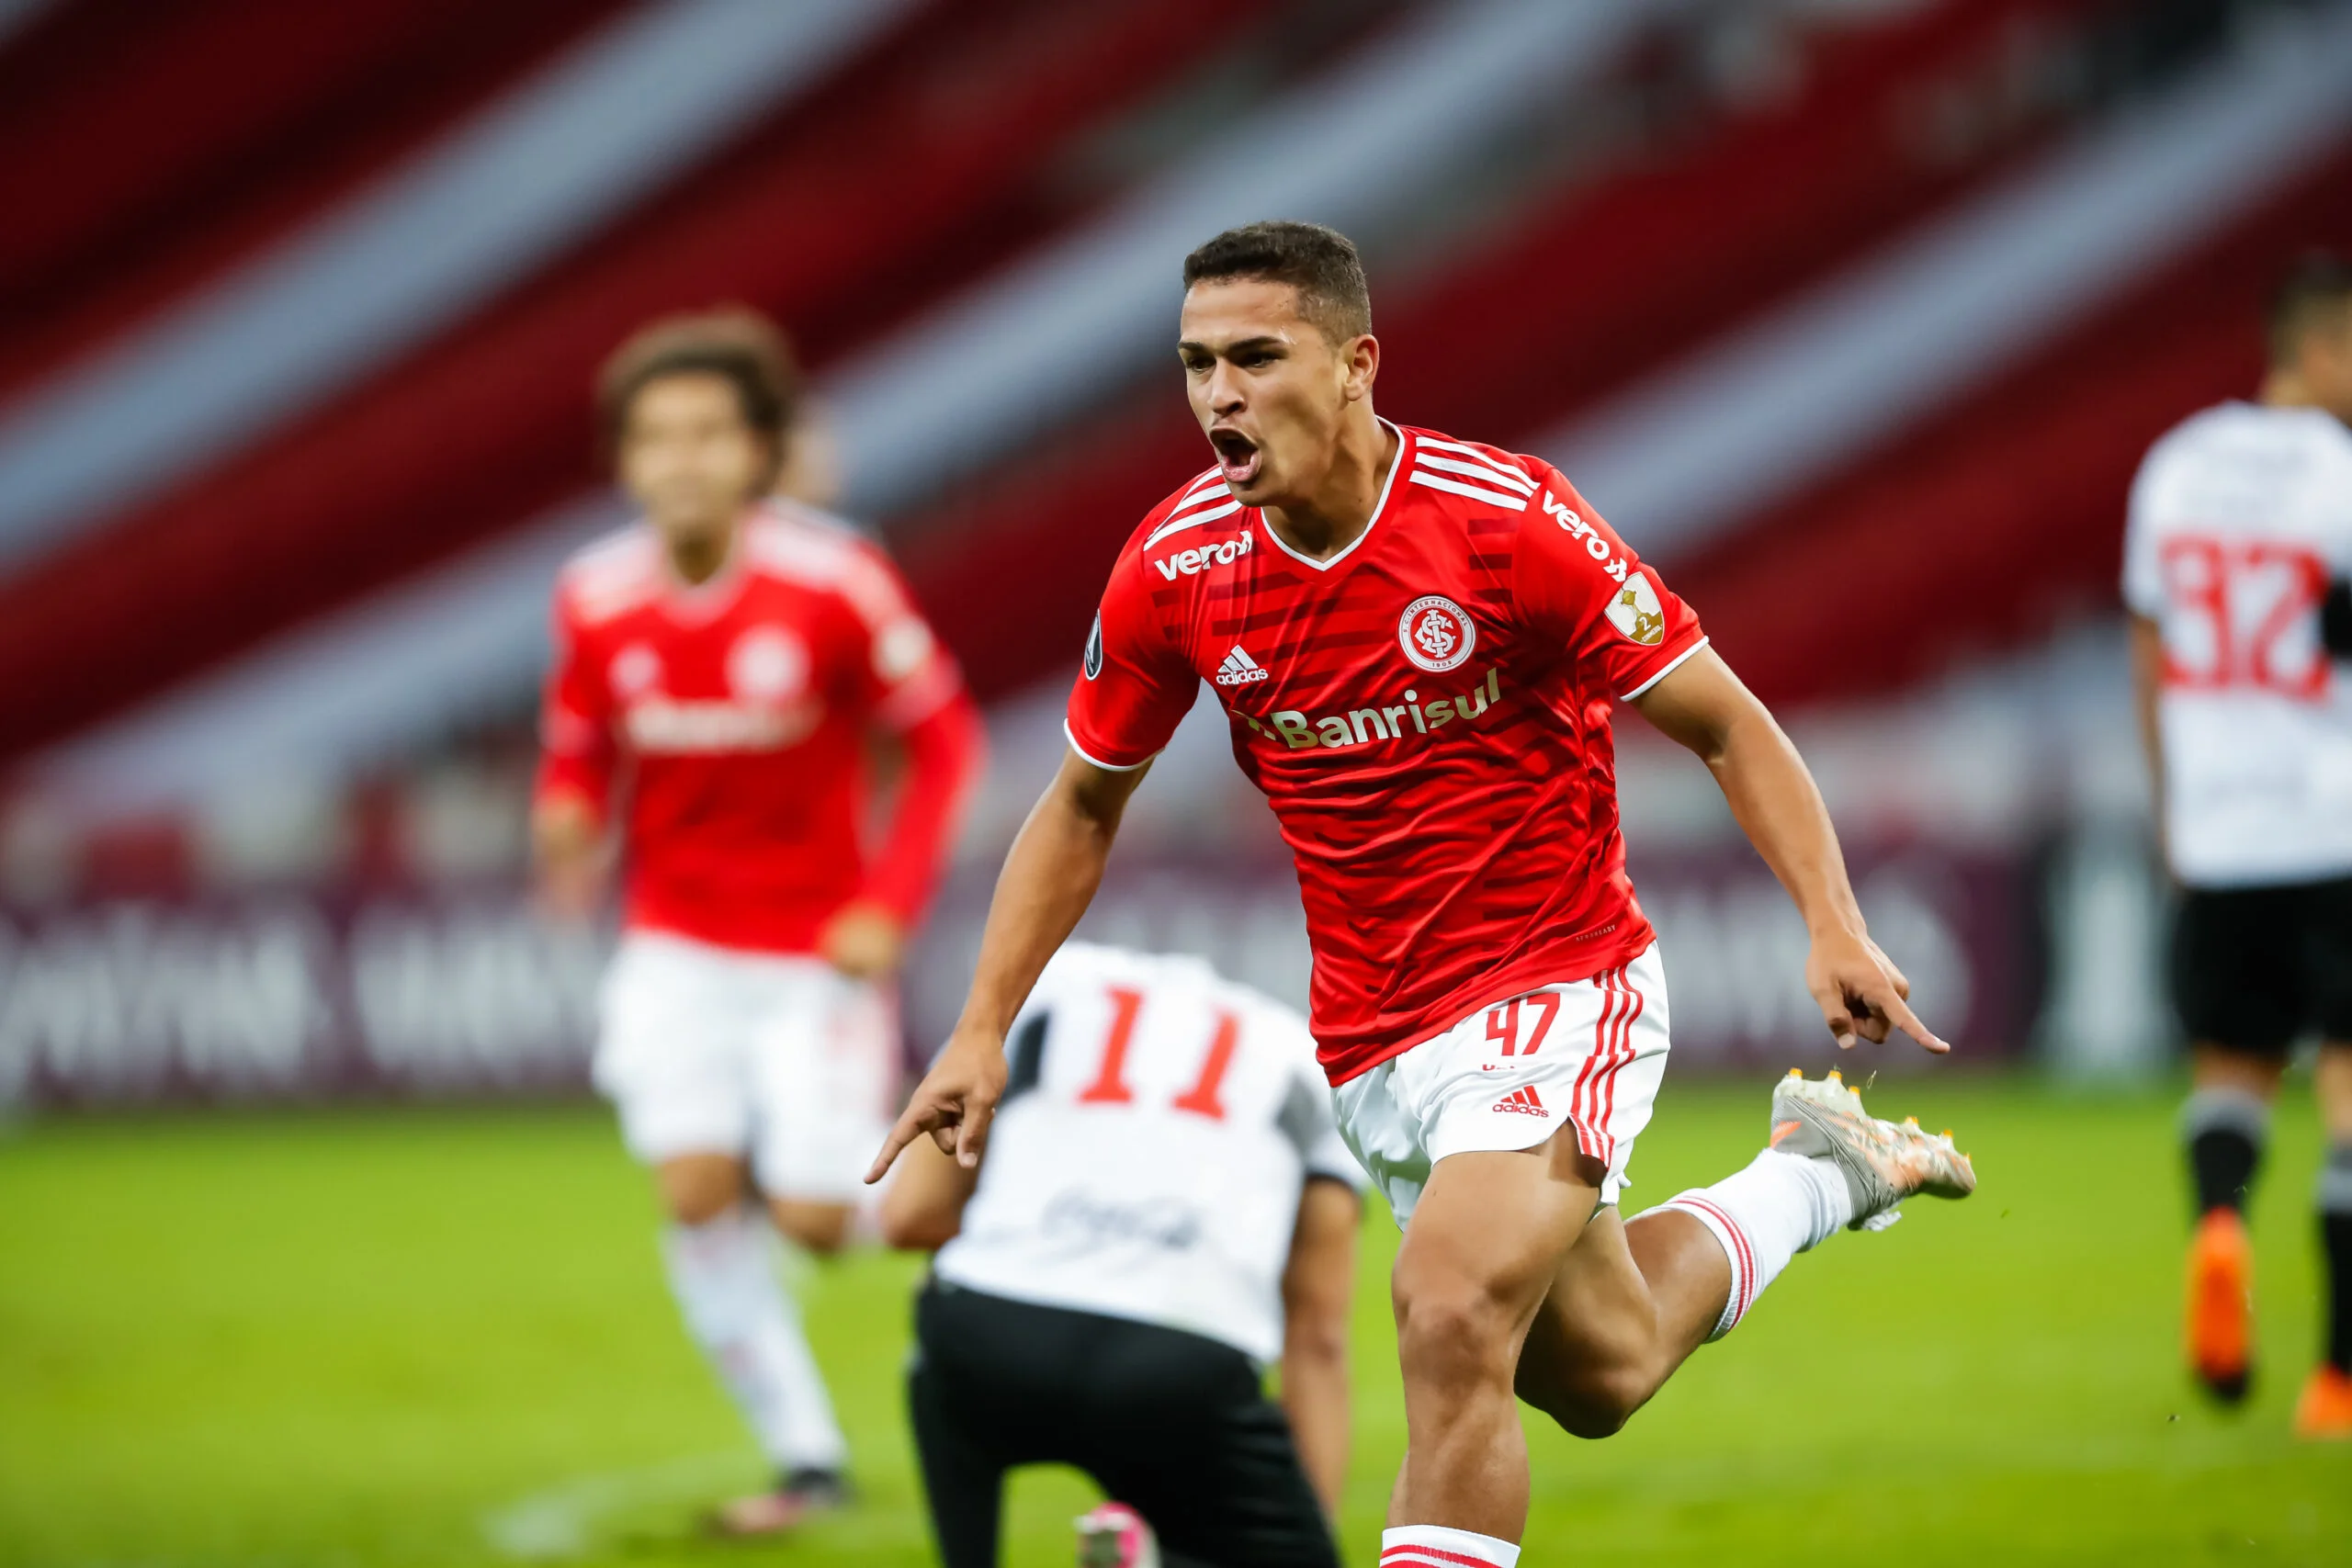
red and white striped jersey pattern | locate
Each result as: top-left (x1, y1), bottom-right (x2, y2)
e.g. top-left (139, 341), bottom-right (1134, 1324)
top-left (1067, 423), bottom-right (1705, 1082)
top-left (931, 943), bottom-right (1364, 1364)
top-left (537, 500), bottom-right (970, 953)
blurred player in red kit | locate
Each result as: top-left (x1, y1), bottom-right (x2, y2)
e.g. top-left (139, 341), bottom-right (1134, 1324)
top-left (2126, 254), bottom-right (2352, 1438)
top-left (869, 223), bottom-right (1973, 1566)
top-left (536, 310), bottom-right (984, 1529)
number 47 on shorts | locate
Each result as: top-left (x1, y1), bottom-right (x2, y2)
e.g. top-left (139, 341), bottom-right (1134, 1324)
top-left (1485, 992), bottom-right (1561, 1058)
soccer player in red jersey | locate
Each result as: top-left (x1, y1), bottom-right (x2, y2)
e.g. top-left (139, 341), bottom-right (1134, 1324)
top-left (537, 310), bottom-right (983, 1531)
top-left (866, 224), bottom-right (1973, 1563)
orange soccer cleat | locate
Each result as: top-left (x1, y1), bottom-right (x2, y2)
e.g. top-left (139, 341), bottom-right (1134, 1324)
top-left (2293, 1365), bottom-right (2352, 1439)
top-left (2185, 1208), bottom-right (2255, 1403)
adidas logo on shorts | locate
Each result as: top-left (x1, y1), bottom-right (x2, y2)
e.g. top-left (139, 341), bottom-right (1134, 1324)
top-left (1493, 1085), bottom-right (1548, 1117)
top-left (1214, 645), bottom-right (1271, 686)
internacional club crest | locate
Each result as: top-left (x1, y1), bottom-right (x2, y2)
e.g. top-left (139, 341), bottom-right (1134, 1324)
top-left (727, 625), bottom-right (809, 703)
top-left (1397, 594), bottom-right (1475, 673)
top-left (609, 641), bottom-right (662, 696)
top-left (1604, 571), bottom-right (1667, 647)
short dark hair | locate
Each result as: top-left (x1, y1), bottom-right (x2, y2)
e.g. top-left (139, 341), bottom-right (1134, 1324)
top-left (2267, 252), bottom-right (2352, 367)
top-left (596, 308), bottom-right (799, 468)
top-left (1182, 220), bottom-right (1372, 343)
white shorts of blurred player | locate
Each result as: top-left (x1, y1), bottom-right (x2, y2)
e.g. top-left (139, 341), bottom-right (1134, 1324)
top-left (1334, 942), bottom-right (1669, 1226)
top-left (594, 931), bottom-right (898, 1204)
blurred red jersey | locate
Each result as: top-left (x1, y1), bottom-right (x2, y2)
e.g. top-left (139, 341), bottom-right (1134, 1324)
top-left (538, 501), bottom-right (981, 953)
top-left (1066, 423), bottom-right (1704, 1083)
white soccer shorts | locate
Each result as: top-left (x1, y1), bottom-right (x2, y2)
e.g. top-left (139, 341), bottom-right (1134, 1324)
top-left (593, 931), bottom-right (897, 1202)
top-left (1332, 942), bottom-right (1671, 1226)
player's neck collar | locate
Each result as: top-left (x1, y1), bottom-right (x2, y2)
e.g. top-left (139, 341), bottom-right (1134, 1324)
top-left (1257, 419), bottom-right (1406, 575)
top-left (653, 504), bottom-right (756, 620)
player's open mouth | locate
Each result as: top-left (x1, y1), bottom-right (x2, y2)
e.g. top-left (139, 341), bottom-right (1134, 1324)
top-left (1209, 428), bottom-right (1261, 487)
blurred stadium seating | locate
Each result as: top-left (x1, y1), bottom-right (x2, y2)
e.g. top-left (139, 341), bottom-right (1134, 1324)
top-left (2, 0), bottom-right (2349, 1104)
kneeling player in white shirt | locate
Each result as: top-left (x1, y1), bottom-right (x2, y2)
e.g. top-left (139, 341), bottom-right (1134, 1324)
top-left (2124, 254), bottom-right (2352, 1436)
top-left (880, 943), bottom-right (1364, 1567)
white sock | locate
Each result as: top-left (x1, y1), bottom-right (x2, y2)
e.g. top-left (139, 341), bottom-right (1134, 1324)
top-left (661, 1208), bottom-right (848, 1472)
top-left (1383, 1524), bottom-right (1521, 1567)
top-left (1655, 1149), bottom-right (1852, 1341)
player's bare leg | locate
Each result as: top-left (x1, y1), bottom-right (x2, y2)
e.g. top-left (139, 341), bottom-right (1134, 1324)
top-left (659, 1151), bottom-right (752, 1224)
top-left (1389, 1071), bottom-right (1972, 1553)
top-left (1511, 1203), bottom-right (1727, 1438)
top-left (1383, 1151), bottom-right (1732, 1535)
top-left (650, 1153), bottom-right (852, 1531)
top-left (766, 1198), bottom-right (854, 1254)
top-left (1387, 1134), bottom-right (1598, 1540)
top-left (1528, 1070), bottom-right (1977, 1435)
top-left (2297, 1043), bottom-right (2352, 1438)
top-left (656, 1155), bottom-right (854, 1250)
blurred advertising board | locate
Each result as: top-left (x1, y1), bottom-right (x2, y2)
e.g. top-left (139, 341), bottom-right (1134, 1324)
top-left (0, 896), bottom-right (604, 1107)
top-left (0, 846), bottom-right (2034, 1108)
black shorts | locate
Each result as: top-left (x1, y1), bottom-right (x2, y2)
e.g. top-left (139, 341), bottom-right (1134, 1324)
top-left (907, 1280), bottom-right (1339, 1568)
top-left (2171, 874), bottom-right (2352, 1054)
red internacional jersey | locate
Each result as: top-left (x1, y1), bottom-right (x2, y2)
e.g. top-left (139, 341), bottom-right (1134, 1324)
top-left (537, 501), bottom-right (982, 953)
top-left (1067, 423), bottom-right (1705, 1083)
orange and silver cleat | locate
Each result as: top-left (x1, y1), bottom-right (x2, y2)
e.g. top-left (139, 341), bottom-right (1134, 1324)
top-left (2292, 1364), bottom-right (2352, 1439)
top-left (1768, 1070), bottom-right (1975, 1232)
top-left (2184, 1209), bottom-right (2254, 1404)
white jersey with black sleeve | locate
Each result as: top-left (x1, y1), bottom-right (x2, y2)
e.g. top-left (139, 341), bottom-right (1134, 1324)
top-left (2123, 400), bottom-right (2352, 887)
top-left (930, 942), bottom-right (1366, 1365)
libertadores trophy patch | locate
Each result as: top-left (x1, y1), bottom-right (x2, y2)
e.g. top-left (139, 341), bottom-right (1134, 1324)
top-left (1606, 572), bottom-right (1666, 647)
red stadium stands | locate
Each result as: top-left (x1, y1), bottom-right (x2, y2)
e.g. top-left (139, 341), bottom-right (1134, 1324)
top-left (897, 0), bottom-right (2119, 703)
top-left (0, 0), bottom-right (1271, 759)
top-left (0, 0), bottom-right (633, 402)
top-left (0, 0), bottom-right (2335, 785)
top-left (1674, 144), bottom-right (2352, 710)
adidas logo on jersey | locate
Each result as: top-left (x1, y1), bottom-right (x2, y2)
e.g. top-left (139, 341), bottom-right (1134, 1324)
top-left (1494, 1085), bottom-right (1549, 1117)
top-left (1214, 646), bottom-right (1271, 686)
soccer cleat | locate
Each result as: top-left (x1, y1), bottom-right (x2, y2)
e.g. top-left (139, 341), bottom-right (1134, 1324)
top-left (2293, 1365), bottom-right (2352, 1439)
top-left (2184, 1209), bottom-right (2254, 1404)
top-left (1769, 1068), bottom-right (1975, 1231)
top-left (708, 1468), bottom-right (852, 1537)
top-left (1076, 1502), bottom-right (1160, 1568)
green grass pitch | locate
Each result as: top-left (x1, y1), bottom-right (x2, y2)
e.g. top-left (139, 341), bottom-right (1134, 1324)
top-left (3, 1075), bottom-right (2345, 1566)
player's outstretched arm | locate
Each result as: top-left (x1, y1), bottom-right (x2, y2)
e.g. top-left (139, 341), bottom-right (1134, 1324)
top-left (1632, 647), bottom-right (1949, 1055)
top-left (530, 792), bottom-right (606, 920)
top-left (865, 748), bottom-right (1151, 1180)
